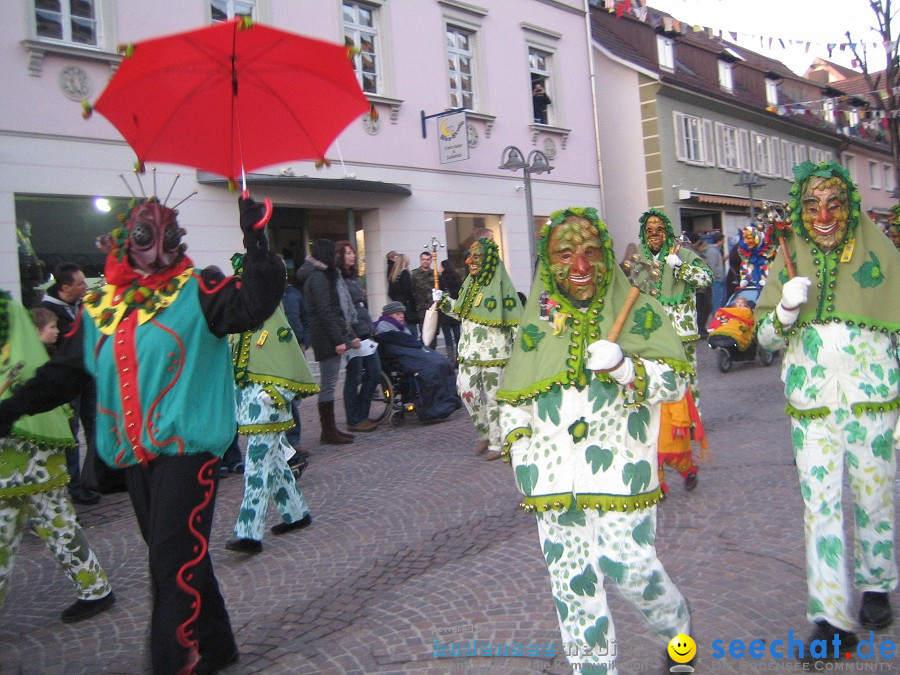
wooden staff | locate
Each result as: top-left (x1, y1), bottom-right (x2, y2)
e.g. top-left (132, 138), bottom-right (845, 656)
top-left (0, 362), bottom-right (24, 398)
top-left (607, 286), bottom-right (641, 343)
top-left (777, 231), bottom-right (796, 279)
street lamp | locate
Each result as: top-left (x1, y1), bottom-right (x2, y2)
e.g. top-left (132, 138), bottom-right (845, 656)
top-left (499, 145), bottom-right (554, 269)
top-left (735, 171), bottom-right (766, 225)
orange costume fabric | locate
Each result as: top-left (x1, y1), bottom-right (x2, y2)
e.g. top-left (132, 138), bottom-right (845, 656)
top-left (658, 392), bottom-right (706, 494)
top-left (707, 306), bottom-right (754, 350)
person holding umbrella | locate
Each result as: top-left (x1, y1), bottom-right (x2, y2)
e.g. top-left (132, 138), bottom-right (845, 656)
top-left (496, 207), bottom-right (691, 672)
top-left (0, 193), bottom-right (284, 675)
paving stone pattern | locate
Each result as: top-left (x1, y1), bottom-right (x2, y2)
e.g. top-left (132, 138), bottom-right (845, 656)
top-left (1, 345), bottom-right (899, 673)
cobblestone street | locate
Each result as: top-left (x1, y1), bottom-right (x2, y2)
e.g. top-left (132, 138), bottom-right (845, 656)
top-left (2, 344), bottom-right (899, 673)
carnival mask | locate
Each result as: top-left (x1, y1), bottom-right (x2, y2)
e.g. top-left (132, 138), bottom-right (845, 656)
top-left (800, 176), bottom-right (850, 251)
top-left (548, 216), bottom-right (607, 302)
top-left (643, 215), bottom-right (667, 254)
top-left (125, 201), bottom-right (186, 274)
top-left (466, 241), bottom-right (485, 277)
top-left (742, 227), bottom-right (761, 248)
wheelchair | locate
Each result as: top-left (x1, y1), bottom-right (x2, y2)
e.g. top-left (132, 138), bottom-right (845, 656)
top-left (369, 356), bottom-right (421, 427)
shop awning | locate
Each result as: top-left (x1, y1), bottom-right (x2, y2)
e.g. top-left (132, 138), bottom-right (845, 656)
top-left (197, 172), bottom-right (412, 196)
top-left (692, 193), bottom-right (762, 208)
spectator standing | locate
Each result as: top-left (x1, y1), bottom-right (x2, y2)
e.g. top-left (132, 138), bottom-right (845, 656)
top-left (336, 240), bottom-right (382, 432)
top-left (438, 259), bottom-right (462, 362)
top-left (411, 251), bottom-right (437, 348)
top-left (1, 293), bottom-right (115, 623)
top-left (704, 231), bottom-right (727, 315)
top-left (387, 254), bottom-right (418, 340)
top-left (296, 239), bottom-right (359, 445)
top-left (40, 263), bottom-right (101, 505)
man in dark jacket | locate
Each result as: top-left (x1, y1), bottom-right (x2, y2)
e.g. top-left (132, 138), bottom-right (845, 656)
top-left (41, 263), bottom-right (102, 504)
top-left (295, 239), bottom-right (359, 445)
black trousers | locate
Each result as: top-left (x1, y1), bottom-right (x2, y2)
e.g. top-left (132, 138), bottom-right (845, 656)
top-left (125, 453), bottom-right (236, 674)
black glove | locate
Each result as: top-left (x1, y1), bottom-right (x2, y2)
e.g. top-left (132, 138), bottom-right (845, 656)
top-left (238, 196), bottom-right (268, 254)
top-left (0, 402), bottom-right (17, 437)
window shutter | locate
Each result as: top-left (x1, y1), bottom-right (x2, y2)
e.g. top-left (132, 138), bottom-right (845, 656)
top-left (674, 112), bottom-right (687, 162)
top-left (714, 122), bottom-right (725, 168)
top-left (739, 129), bottom-right (750, 171)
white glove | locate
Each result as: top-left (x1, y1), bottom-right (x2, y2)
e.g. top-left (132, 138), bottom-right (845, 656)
top-left (586, 339), bottom-right (623, 371)
top-left (431, 288), bottom-right (445, 303)
top-left (257, 390), bottom-right (276, 407)
top-left (665, 253), bottom-right (682, 269)
top-left (776, 276), bottom-right (811, 326)
top-left (585, 340), bottom-right (635, 384)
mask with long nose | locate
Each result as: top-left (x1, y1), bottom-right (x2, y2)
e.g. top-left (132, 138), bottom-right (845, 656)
top-left (548, 216), bottom-right (607, 301)
top-left (125, 201), bottom-right (187, 275)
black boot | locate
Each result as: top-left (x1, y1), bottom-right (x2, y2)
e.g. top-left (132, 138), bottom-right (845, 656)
top-left (802, 621), bottom-right (858, 663)
top-left (860, 592), bottom-right (892, 630)
top-left (318, 401), bottom-right (353, 445)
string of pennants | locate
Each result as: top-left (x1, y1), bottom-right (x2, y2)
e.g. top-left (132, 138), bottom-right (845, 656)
top-left (592, 0), bottom-right (897, 65)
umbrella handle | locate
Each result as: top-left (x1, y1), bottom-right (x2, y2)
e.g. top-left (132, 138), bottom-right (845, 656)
top-left (242, 190), bottom-right (273, 230)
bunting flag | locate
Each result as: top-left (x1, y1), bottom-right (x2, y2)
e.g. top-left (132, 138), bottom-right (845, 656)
top-left (602, 2), bottom-right (893, 60)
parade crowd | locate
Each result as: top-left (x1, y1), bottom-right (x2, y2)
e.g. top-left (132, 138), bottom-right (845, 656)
top-left (0, 160), bottom-right (898, 674)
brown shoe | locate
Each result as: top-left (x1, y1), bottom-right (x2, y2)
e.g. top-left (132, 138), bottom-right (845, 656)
top-left (484, 450), bottom-right (502, 461)
top-left (474, 440), bottom-right (490, 455)
top-left (347, 419), bottom-right (378, 432)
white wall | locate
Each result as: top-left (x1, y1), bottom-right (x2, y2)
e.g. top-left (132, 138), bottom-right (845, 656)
top-left (593, 49), bottom-right (651, 256)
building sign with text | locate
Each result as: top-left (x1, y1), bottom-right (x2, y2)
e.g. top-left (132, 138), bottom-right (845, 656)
top-left (437, 111), bottom-right (468, 164)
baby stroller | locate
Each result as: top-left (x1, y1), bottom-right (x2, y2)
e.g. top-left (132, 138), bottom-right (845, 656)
top-left (706, 286), bottom-right (778, 373)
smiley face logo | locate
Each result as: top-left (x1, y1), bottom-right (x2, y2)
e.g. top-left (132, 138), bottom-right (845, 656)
top-left (667, 633), bottom-right (696, 664)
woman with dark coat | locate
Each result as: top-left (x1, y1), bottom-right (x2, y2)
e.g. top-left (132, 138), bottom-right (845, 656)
top-left (295, 240), bottom-right (359, 445)
top-left (336, 240), bottom-right (381, 432)
top-left (386, 253), bottom-right (418, 340)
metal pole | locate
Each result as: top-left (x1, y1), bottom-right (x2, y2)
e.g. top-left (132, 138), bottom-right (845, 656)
top-left (747, 182), bottom-right (755, 225)
top-left (522, 168), bottom-right (537, 270)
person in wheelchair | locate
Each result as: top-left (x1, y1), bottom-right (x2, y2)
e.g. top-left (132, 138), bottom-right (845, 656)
top-left (373, 301), bottom-right (461, 423)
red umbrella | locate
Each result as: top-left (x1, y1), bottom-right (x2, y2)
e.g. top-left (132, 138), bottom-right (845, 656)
top-left (91, 18), bottom-right (369, 189)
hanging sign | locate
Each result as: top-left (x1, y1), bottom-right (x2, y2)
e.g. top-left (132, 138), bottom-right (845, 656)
top-left (437, 111), bottom-right (469, 164)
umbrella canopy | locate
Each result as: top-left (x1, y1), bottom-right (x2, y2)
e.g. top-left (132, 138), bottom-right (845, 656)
top-left (93, 18), bottom-right (369, 183)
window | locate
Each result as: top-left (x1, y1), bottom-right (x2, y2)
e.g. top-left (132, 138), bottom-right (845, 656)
top-left (718, 60), bottom-right (734, 93)
top-left (848, 108), bottom-right (860, 127)
top-left (657, 35), bottom-right (674, 71)
top-left (842, 153), bottom-right (856, 177)
top-left (34, 0), bottom-right (98, 46)
top-left (715, 122), bottom-right (743, 171)
top-left (751, 131), bottom-right (780, 178)
top-left (808, 147), bottom-right (832, 165)
top-left (344, 1), bottom-right (380, 94)
top-left (869, 160), bottom-right (880, 189)
top-left (446, 26), bottom-right (475, 110)
top-left (822, 98), bottom-right (835, 125)
top-left (529, 48), bottom-right (553, 124)
top-left (781, 140), bottom-right (806, 179)
top-left (883, 164), bottom-right (894, 194)
top-left (765, 78), bottom-right (779, 106)
top-left (674, 112), bottom-right (713, 166)
top-left (210, 0), bottom-right (256, 22)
